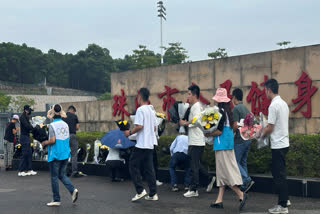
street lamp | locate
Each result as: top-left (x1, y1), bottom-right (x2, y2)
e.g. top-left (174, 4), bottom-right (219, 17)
top-left (157, 1), bottom-right (166, 65)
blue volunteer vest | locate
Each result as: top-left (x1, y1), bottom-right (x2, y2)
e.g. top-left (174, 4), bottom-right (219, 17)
top-left (213, 126), bottom-right (234, 151)
top-left (47, 118), bottom-right (70, 162)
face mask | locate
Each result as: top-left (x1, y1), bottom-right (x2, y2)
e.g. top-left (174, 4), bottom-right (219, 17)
top-left (27, 111), bottom-right (31, 115)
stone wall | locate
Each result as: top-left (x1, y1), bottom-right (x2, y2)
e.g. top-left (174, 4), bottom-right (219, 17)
top-left (62, 45), bottom-right (320, 135)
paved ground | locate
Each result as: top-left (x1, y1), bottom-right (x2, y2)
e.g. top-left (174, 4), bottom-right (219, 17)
top-left (0, 170), bottom-right (320, 214)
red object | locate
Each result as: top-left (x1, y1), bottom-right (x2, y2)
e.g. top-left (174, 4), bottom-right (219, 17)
top-left (112, 89), bottom-right (130, 119)
top-left (135, 90), bottom-right (151, 111)
top-left (292, 71), bottom-right (318, 118)
top-left (219, 80), bottom-right (233, 108)
top-left (187, 83), bottom-right (211, 105)
top-left (246, 75), bottom-right (271, 115)
top-left (158, 85), bottom-right (179, 121)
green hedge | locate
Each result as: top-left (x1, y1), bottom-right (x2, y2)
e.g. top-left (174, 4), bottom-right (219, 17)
top-left (77, 132), bottom-right (320, 178)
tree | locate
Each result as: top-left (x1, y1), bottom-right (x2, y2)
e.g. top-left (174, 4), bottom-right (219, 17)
top-left (277, 41), bottom-right (291, 49)
top-left (98, 92), bottom-right (112, 100)
top-left (0, 91), bottom-right (11, 112)
top-left (131, 45), bottom-right (160, 70)
top-left (163, 42), bottom-right (188, 65)
top-left (208, 48), bottom-right (228, 59)
top-left (11, 96), bottom-right (35, 112)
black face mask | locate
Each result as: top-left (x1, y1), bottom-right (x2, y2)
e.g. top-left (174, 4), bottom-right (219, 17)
top-left (27, 111), bottom-right (31, 115)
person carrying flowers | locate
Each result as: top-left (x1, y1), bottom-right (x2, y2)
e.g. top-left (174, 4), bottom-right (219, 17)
top-left (205, 88), bottom-right (248, 211)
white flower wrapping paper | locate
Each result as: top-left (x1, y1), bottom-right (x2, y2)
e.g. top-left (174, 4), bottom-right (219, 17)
top-left (256, 112), bottom-right (269, 149)
top-left (190, 106), bottom-right (222, 145)
top-left (178, 103), bottom-right (189, 134)
top-left (31, 116), bottom-right (47, 128)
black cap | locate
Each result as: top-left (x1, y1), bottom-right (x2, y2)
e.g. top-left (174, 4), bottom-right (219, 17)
top-left (115, 120), bottom-right (130, 131)
top-left (24, 105), bottom-right (34, 112)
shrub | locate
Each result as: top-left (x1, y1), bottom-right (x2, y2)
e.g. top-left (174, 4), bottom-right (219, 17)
top-left (76, 132), bottom-right (320, 177)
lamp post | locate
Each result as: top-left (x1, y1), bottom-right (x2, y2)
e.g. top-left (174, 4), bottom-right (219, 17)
top-left (157, 1), bottom-right (166, 65)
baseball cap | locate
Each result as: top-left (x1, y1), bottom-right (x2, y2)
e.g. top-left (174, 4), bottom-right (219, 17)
top-left (24, 105), bottom-right (34, 112)
top-left (12, 114), bottom-right (19, 120)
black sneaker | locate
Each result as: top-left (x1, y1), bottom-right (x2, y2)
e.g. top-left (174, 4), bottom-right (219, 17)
top-left (244, 180), bottom-right (255, 193)
top-left (239, 193), bottom-right (248, 211)
top-left (172, 185), bottom-right (179, 192)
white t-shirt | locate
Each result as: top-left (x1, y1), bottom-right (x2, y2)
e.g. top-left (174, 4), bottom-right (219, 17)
top-left (134, 105), bottom-right (157, 149)
top-left (106, 148), bottom-right (125, 162)
top-left (188, 101), bottom-right (205, 146)
top-left (268, 95), bottom-right (290, 149)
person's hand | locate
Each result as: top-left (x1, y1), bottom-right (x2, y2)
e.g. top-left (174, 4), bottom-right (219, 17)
top-left (179, 119), bottom-right (186, 126)
top-left (204, 133), bottom-right (211, 137)
top-left (41, 141), bottom-right (47, 147)
top-left (16, 127), bottom-right (20, 131)
top-left (40, 124), bottom-right (44, 128)
top-left (123, 130), bottom-right (130, 137)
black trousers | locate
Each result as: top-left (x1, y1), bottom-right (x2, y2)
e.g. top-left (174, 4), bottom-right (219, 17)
top-left (153, 146), bottom-right (159, 180)
top-left (106, 160), bottom-right (125, 179)
top-left (19, 135), bottom-right (32, 172)
top-left (272, 147), bottom-right (289, 207)
top-left (188, 145), bottom-right (210, 191)
top-left (129, 147), bottom-right (157, 196)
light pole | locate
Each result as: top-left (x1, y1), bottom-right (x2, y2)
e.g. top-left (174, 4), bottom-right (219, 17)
top-left (157, 1), bottom-right (166, 65)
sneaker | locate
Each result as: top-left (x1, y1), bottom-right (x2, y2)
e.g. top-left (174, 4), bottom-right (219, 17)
top-left (172, 185), bottom-right (179, 192)
top-left (145, 194), bottom-right (159, 201)
top-left (183, 190), bottom-right (199, 198)
top-left (184, 186), bottom-right (190, 191)
top-left (29, 170), bottom-right (37, 176)
top-left (72, 189), bottom-right (79, 203)
top-left (206, 176), bottom-right (216, 192)
top-left (244, 180), bottom-right (255, 193)
top-left (132, 189), bottom-right (147, 202)
top-left (239, 193), bottom-right (248, 211)
top-left (268, 205), bottom-right (289, 214)
top-left (287, 200), bottom-right (291, 207)
top-left (18, 172), bottom-right (28, 177)
top-left (156, 180), bottom-right (163, 186)
top-left (47, 201), bottom-right (61, 207)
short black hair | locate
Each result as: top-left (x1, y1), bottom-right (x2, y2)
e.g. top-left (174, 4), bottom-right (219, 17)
top-left (188, 84), bottom-right (200, 99)
top-left (232, 88), bottom-right (243, 101)
top-left (54, 104), bottom-right (61, 113)
top-left (265, 79), bottom-right (279, 94)
top-left (68, 105), bottom-right (77, 112)
top-left (138, 88), bottom-right (150, 101)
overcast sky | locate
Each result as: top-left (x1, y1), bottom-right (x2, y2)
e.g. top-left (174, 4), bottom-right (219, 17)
top-left (1, 0), bottom-right (319, 61)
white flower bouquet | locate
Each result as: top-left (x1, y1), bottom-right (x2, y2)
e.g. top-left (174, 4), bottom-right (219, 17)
top-left (178, 103), bottom-right (189, 134)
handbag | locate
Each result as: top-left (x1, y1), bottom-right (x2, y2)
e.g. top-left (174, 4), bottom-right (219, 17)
top-left (213, 126), bottom-right (234, 151)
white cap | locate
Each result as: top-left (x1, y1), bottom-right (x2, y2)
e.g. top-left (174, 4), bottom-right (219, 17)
top-left (12, 115), bottom-right (19, 120)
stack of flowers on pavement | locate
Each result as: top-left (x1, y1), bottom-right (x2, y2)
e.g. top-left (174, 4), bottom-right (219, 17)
top-left (191, 106), bottom-right (222, 144)
top-left (238, 112), bottom-right (269, 149)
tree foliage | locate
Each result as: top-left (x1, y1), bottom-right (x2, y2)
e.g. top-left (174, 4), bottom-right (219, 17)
top-left (163, 42), bottom-right (188, 65)
top-left (0, 91), bottom-right (12, 112)
top-left (208, 48), bottom-right (228, 59)
top-left (11, 96), bottom-right (35, 112)
top-left (277, 41), bottom-right (291, 49)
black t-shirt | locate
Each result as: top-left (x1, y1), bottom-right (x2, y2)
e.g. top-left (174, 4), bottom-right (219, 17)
top-left (4, 122), bottom-right (16, 142)
top-left (62, 112), bottom-right (79, 134)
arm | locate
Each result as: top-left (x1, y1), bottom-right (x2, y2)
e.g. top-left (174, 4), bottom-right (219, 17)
top-left (205, 129), bottom-right (222, 137)
top-left (232, 121), bottom-right (238, 132)
top-left (41, 136), bottom-right (56, 147)
top-left (76, 123), bottom-right (80, 131)
top-left (170, 137), bottom-right (178, 155)
top-left (262, 124), bottom-right (274, 137)
top-left (20, 115), bottom-right (34, 132)
top-left (262, 105), bottom-right (276, 137)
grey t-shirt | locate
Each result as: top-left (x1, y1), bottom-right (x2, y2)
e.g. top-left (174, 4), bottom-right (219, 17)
top-left (233, 102), bottom-right (250, 143)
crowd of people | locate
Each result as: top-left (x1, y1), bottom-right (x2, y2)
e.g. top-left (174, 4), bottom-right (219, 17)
top-left (2, 79), bottom-right (290, 214)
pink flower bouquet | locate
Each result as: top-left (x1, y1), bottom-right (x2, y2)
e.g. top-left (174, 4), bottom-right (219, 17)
top-left (239, 113), bottom-right (263, 140)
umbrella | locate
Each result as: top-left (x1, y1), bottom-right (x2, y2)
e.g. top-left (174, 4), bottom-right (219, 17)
top-left (101, 129), bottom-right (136, 149)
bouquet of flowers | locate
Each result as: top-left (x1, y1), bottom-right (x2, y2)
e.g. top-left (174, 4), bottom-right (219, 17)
top-left (238, 112), bottom-right (269, 148)
top-left (191, 106), bottom-right (222, 144)
top-left (178, 103), bottom-right (189, 134)
top-left (31, 116), bottom-right (48, 143)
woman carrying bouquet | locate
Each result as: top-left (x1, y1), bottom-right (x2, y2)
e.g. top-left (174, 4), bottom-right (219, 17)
top-left (205, 88), bottom-right (248, 211)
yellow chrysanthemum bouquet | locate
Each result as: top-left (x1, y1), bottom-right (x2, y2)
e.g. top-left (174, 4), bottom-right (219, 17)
top-left (191, 106), bottom-right (222, 144)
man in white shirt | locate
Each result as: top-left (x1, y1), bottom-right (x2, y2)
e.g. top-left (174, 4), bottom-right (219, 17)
top-left (126, 88), bottom-right (158, 202)
top-left (262, 79), bottom-right (290, 214)
top-left (179, 85), bottom-right (215, 198)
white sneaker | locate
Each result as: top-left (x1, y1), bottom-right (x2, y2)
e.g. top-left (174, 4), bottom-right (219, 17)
top-left (47, 201), bottom-right (61, 207)
top-left (183, 190), bottom-right (199, 198)
top-left (287, 200), bottom-right (291, 207)
top-left (132, 189), bottom-right (147, 202)
top-left (156, 180), bottom-right (163, 186)
top-left (72, 189), bottom-right (79, 203)
top-left (268, 205), bottom-right (289, 214)
top-left (29, 170), bottom-right (37, 176)
top-left (145, 194), bottom-right (159, 201)
top-left (18, 172), bottom-right (28, 177)
top-left (206, 176), bottom-right (216, 192)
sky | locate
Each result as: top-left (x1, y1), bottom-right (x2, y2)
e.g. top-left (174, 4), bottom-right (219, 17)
top-left (0, 0), bottom-right (319, 61)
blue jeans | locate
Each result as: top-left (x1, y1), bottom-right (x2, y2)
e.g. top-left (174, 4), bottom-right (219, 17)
top-left (49, 159), bottom-right (75, 202)
top-left (169, 152), bottom-right (191, 186)
top-left (234, 139), bottom-right (252, 186)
